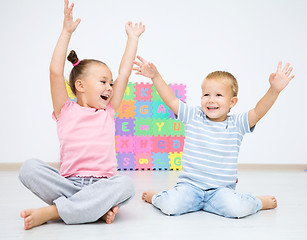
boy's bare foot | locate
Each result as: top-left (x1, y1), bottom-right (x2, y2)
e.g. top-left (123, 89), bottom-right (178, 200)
top-left (257, 196), bottom-right (277, 210)
top-left (102, 206), bottom-right (119, 224)
top-left (142, 191), bottom-right (158, 204)
top-left (20, 205), bottom-right (60, 230)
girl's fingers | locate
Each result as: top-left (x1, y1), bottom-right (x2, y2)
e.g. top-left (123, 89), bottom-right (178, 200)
top-left (276, 61), bottom-right (282, 73)
top-left (75, 18), bottom-right (81, 26)
top-left (64, 0), bottom-right (69, 14)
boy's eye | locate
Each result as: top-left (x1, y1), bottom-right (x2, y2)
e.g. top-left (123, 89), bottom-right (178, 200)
top-left (110, 83), bottom-right (114, 87)
top-left (217, 94), bottom-right (222, 97)
top-left (100, 81), bottom-right (106, 84)
top-left (203, 94), bottom-right (209, 97)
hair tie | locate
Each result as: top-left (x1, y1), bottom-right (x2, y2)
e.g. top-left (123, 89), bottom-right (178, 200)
top-left (73, 60), bottom-right (80, 67)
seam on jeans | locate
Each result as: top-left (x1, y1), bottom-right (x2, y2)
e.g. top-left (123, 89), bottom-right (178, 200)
top-left (205, 199), bottom-right (223, 215)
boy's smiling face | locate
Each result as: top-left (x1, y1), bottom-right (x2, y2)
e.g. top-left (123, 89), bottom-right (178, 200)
top-left (201, 78), bottom-right (238, 122)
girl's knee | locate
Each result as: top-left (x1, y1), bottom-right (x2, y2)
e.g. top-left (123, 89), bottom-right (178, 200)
top-left (115, 175), bottom-right (135, 198)
top-left (19, 158), bottom-right (41, 183)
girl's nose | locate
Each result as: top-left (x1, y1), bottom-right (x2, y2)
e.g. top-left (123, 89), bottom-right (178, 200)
top-left (106, 83), bottom-right (113, 90)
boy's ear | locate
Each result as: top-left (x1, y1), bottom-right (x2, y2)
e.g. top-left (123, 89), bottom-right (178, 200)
top-left (230, 96), bottom-right (238, 109)
top-left (75, 79), bottom-right (85, 93)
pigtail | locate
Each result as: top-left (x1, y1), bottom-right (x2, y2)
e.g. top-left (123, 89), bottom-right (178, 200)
top-left (67, 50), bottom-right (79, 66)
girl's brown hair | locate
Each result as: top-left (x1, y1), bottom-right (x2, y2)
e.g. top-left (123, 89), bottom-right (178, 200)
top-left (67, 50), bottom-right (107, 96)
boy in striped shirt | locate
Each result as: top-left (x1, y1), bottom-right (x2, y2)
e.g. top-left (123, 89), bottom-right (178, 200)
top-left (133, 56), bottom-right (294, 218)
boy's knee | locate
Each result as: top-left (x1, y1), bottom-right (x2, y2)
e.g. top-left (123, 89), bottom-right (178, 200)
top-left (153, 194), bottom-right (181, 216)
top-left (156, 201), bottom-right (181, 216)
top-left (222, 201), bottom-right (258, 219)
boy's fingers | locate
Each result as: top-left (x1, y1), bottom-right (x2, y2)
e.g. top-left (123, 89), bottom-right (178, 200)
top-left (133, 61), bottom-right (142, 67)
top-left (282, 63), bottom-right (290, 73)
top-left (285, 67), bottom-right (293, 76)
top-left (137, 56), bottom-right (146, 63)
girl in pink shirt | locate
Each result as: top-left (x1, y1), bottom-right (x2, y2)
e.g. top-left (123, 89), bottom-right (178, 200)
top-left (19, 0), bottom-right (145, 230)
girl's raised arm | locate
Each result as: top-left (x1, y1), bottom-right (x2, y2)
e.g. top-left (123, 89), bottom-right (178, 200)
top-left (50, 0), bottom-right (80, 118)
top-left (111, 22), bottom-right (145, 112)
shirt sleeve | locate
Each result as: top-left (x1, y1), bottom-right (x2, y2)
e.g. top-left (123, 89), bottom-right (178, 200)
top-left (234, 112), bottom-right (255, 135)
top-left (52, 100), bottom-right (74, 121)
top-left (106, 102), bottom-right (116, 119)
top-left (176, 100), bottom-right (196, 125)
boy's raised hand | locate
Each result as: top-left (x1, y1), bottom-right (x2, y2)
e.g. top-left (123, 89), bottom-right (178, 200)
top-left (125, 22), bottom-right (145, 38)
top-left (269, 61), bottom-right (295, 93)
top-left (133, 56), bottom-right (158, 79)
top-left (63, 0), bottom-right (81, 34)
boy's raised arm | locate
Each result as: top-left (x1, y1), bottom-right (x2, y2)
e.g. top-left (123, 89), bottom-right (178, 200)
top-left (111, 22), bottom-right (145, 112)
top-left (248, 61), bottom-right (294, 128)
top-left (133, 56), bottom-right (179, 116)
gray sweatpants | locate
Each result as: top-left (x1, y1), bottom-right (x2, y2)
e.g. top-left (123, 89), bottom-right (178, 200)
top-left (19, 158), bottom-right (134, 224)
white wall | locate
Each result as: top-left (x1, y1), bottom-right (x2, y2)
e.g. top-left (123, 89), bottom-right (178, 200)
top-left (0, 0), bottom-right (306, 164)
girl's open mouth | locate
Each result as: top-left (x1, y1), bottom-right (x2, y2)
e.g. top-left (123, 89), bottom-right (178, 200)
top-left (100, 95), bottom-right (109, 101)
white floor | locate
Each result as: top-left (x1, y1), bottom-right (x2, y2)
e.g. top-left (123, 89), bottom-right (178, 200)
top-left (1, 168), bottom-right (307, 240)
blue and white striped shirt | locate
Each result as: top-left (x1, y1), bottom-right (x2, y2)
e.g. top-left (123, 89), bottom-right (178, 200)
top-left (177, 100), bottom-right (254, 190)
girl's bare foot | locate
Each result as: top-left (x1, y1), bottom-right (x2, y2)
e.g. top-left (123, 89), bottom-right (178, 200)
top-left (257, 196), bottom-right (277, 210)
top-left (142, 191), bottom-right (158, 204)
top-left (20, 205), bottom-right (60, 230)
top-left (102, 206), bottom-right (119, 224)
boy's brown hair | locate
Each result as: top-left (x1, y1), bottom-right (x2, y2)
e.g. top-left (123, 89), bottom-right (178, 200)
top-left (203, 71), bottom-right (238, 97)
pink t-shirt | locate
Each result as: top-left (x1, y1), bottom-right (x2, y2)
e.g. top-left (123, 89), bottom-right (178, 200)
top-left (52, 100), bottom-right (117, 178)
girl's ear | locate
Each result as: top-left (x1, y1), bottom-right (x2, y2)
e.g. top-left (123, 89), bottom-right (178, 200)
top-left (229, 96), bottom-right (238, 109)
top-left (75, 79), bottom-right (85, 93)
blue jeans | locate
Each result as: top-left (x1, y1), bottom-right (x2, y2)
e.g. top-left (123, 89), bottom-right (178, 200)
top-left (152, 182), bottom-right (262, 218)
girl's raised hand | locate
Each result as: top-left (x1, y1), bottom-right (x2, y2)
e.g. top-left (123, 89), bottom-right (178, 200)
top-left (269, 61), bottom-right (295, 94)
top-left (133, 56), bottom-right (158, 79)
top-left (125, 22), bottom-right (145, 38)
top-left (63, 0), bottom-right (81, 34)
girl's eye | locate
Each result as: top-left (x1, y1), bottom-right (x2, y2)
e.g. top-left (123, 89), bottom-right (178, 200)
top-left (217, 94), bottom-right (222, 97)
top-left (100, 81), bottom-right (106, 84)
top-left (204, 94), bottom-right (209, 97)
top-left (110, 83), bottom-right (114, 87)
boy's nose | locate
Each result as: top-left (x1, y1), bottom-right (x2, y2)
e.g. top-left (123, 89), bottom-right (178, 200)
top-left (208, 96), bottom-right (215, 102)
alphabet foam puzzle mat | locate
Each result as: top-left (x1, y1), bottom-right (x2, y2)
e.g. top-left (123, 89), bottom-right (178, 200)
top-left (66, 81), bottom-right (186, 171)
